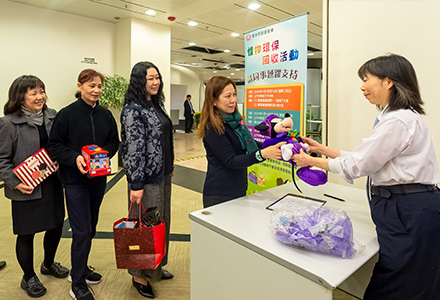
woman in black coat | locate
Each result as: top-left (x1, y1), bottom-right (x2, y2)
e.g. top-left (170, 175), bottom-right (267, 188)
top-left (198, 76), bottom-right (284, 208)
top-left (48, 69), bottom-right (119, 300)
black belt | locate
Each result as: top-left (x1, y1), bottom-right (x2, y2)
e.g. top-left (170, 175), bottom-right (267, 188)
top-left (371, 183), bottom-right (437, 199)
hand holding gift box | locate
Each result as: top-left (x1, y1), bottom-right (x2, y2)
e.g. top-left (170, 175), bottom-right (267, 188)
top-left (13, 148), bottom-right (57, 189)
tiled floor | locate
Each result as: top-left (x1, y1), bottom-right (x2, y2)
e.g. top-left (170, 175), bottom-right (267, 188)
top-left (0, 128), bottom-right (360, 299)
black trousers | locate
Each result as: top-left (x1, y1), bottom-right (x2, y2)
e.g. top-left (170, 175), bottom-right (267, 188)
top-left (64, 177), bottom-right (106, 288)
top-left (364, 188), bottom-right (440, 300)
top-left (185, 115), bottom-right (194, 132)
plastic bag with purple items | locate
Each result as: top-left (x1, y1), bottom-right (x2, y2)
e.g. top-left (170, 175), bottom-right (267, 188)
top-left (269, 203), bottom-right (364, 258)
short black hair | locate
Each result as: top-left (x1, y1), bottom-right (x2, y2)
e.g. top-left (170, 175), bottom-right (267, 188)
top-left (358, 53), bottom-right (424, 114)
top-left (4, 75), bottom-right (47, 115)
top-left (186, 94), bottom-right (191, 98)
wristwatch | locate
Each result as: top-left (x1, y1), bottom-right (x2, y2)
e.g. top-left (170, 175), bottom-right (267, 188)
top-left (255, 150), bottom-right (265, 162)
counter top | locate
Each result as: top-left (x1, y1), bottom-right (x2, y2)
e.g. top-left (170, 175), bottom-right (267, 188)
top-left (189, 181), bottom-right (379, 289)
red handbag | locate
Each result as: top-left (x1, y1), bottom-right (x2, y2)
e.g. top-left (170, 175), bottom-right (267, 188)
top-left (113, 203), bottom-right (166, 269)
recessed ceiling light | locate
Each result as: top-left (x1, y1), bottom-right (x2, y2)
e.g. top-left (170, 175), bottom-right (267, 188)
top-left (248, 3), bottom-right (261, 10)
top-left (145, 10), bottom-right (156, 15)
top-left (236, 69), bottom-right (240, 71)
top-left (231, 73), bottom-right (235, 75)
top-left (231, 33), bottom-right (240, 37)
top-left (189, 42), bottom-right (196, 46)
top-left (307, 52), bottom-right (314, 56)
top-left (213, 71), bottom-right (217, 73)
top-left (188, 21), bottom-right (198, 26)
top-left (224, 49), bottom-right (231, 53)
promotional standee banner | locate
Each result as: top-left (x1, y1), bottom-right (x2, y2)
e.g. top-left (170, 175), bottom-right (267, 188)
top-left (244, 14), bottom-right (308, 194)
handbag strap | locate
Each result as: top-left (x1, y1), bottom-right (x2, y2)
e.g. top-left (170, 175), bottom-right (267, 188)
top-left (124, 202), bottom-right (147, 232)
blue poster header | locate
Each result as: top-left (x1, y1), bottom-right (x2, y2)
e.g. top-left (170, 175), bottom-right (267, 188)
top-left (244, 14), bottom-right (308, 87)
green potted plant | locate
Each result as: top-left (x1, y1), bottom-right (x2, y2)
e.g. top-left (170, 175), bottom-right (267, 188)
top-left (99, 74), bottom-right (129, 109)
top-left (99, 74), bottom-right (128, 174)
top-left (194, 111), bottom-right (201, 129)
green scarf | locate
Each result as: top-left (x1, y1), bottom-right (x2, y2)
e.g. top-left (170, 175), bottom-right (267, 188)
top-left (222, 110), bottom-right (259, 153)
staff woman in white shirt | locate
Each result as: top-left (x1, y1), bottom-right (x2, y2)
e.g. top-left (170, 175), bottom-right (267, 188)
top-left (293, 53), bottom-right (440, 300)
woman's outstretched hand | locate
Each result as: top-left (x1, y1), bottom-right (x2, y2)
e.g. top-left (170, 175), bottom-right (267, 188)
top-left (300, 136), bottom-right (340, 159)
top-left (300, 136), bottom-right (322, 153)
top-left (261, 142), bottom-right (286, 160)
top-left (292, 148), bottom-right (311, 168)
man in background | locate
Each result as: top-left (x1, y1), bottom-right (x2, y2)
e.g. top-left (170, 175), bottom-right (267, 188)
top-left (184, 94), bottom-right (195, 133)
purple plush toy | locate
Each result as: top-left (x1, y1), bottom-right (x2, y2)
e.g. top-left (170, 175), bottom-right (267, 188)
top-left (254, 114), bottom-right (327, 188)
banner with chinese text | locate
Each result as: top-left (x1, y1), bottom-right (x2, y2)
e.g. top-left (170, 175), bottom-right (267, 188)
top-left (244, 14), bottom-right (308, 194)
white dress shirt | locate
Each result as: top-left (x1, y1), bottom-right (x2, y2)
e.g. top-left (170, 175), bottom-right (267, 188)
top-left (329, 108), bottom-right (440, 185)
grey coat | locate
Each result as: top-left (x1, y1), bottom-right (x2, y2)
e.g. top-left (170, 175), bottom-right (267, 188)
top-left (0, 108), bottom-right (57, 201)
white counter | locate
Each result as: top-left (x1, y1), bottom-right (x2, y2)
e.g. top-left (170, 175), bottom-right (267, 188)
top-left (189, 181), bottom-right (379, 300)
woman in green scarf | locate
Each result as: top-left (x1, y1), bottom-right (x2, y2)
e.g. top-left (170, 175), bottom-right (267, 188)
top-left (198, 76), bottom-right (285, 208)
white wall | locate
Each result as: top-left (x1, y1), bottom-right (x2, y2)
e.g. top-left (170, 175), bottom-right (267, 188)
top-left (307, 69), bottom-right (321, 118)
top-left (0, 1), bottom-right (115, 115)
top-left (237, 85), bottom-right (246, 105)
top-left (170, 65), bottom-right (202, 119)
top-left (325, 0), bottom-right (440, 189)
top-left (170, 84), bottom-right (187, 120)
top-left (130, 18), bottom-right (171, 113)
top-left (115, 19), bottom-right (132, 79)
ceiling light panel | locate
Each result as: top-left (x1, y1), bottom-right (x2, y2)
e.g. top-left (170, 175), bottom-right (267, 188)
top-left (248, 3), bottom-right (261, 10)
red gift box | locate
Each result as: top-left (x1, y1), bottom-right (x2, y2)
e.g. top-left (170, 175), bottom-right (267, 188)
top-left (12, 148), bottom-right (56, 188)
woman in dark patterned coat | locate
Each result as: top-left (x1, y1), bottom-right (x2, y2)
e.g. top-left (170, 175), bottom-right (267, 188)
top-left (120, 61), bottom-right (174, 299)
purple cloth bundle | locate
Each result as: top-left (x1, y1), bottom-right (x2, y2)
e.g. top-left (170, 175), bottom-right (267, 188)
top-left (270, 204), bottom-right (358, 258)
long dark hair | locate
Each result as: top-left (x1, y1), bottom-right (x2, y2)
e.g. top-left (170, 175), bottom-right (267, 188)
top-left (124, 61), bottom-right (164, 107)
top-left (358, 53), bottom-right (424, 114)
top-left (198, 76), bottom-right (238, 139)
top-left (4, 75), bottom-right (47, 115)
top-left (75, 69), bottom-right (104, 98)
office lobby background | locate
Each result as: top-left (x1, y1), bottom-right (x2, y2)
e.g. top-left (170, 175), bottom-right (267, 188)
top-left (1, 0), bottom-right (440, 190)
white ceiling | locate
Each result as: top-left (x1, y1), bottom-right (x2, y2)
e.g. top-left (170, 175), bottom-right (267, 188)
top-left (8, 0), bottom-right (323, 82)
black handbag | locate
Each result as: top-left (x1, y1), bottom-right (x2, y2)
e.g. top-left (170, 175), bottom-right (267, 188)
top-left (134, 206), bottom-right (160, 227)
